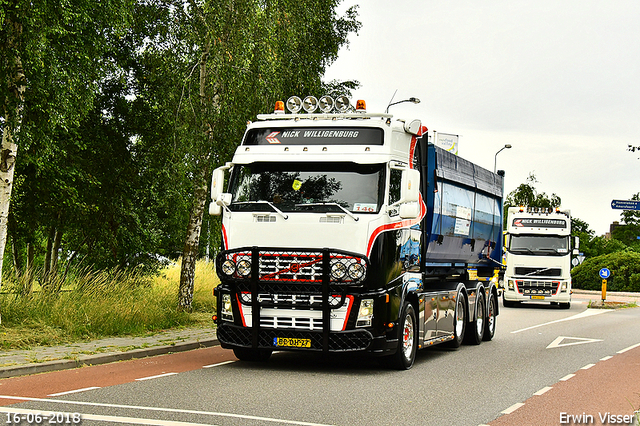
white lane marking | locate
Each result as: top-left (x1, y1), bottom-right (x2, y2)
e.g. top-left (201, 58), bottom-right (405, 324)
top-left (600, 355), bottom-right (613, 361)
top-left (501, 403), bottom-right (525, 414)
top-left (546, 336), bottom-right (603, 349)
top-left (581, 364), bottom-right (595, 370)
top-left (203, 360), bottom-right (235, 368)
top-left (617, 342), bottom-right (640, 354)
top-left (0, 408), bottom-right (216, 426)
top-left (511, 309), bottom-right (610, 334)
top-left (560, 374), bottom-right (575, 381)
top-left (0, 395), bottom-right (337, 426)
top-left (48, 387), bottom-right (101, 397)
top-left (135, 372), bottom-right (178, 381)
top-left (534, 386), bottom-right (553, 396)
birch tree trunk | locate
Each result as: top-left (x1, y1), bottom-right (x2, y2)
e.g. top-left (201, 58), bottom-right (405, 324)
top-left (177, 36), bottom-right (215, 311)
top-left (0, 18), bottom-right (26, 323)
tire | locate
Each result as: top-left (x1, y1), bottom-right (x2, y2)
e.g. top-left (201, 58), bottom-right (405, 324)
top-left (464, 292), bottom-right (485, 345)
top-left (483, 292), bottom-right (497, 341)
top-left (385, 302), bottom-right (418, 370)
top-left (559, 302), bottom-right (571, 309)
top-left (233, 347), bottom-right (272, 362)
top-left (444, 291), bottom-right (466, 349)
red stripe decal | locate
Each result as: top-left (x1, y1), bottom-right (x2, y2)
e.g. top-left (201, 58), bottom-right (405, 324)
top-left (366, 195), bottom-right (427, 257)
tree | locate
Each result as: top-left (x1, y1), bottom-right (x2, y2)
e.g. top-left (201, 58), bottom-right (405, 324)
top-left (503, 172), bottom-right (561, 227)
top-left (159, 0), bottom-right (361, 310)
top-left (1, 1), bottom-right (133, 316)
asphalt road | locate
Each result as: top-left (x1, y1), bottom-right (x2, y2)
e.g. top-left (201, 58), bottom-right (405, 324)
top-left (1, 295), bottom-right (639, 426)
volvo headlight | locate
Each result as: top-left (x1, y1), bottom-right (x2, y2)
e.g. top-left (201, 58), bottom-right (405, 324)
top-left (221, 293), bottom-right (233, 321)
top-left (356, 299), bottom-right (374, 327)
top-left (561, 281), bottom-right (568, 292)
top-left (508, 280), bottom-right (515, 290)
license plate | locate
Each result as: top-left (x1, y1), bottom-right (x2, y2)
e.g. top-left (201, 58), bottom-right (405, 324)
top-left (531, 295), bottom-right (546, 300)
top-left (274, 337), bottom-right (311, 348)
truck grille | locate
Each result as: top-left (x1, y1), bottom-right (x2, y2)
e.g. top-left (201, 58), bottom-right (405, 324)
top-left (514, 267), bottom-right (562, 277)
top-left (516, 280), bottom-right (560, 296)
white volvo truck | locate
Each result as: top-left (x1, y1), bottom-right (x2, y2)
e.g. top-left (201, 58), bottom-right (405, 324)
top-left (210, 95), bottom-right (504, 369)
top-left (503, 206), bottom-right (578, 309)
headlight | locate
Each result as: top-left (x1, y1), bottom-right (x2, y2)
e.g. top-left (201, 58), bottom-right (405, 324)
top-left (356, 299), bottom-right (374, 327)
top-left (330, 260), bottom-right (347, 280)
top-left (221, 260), bottom-right (236, 276)
top-left (221, 294), bottom-right (234, 321)
top-left (348, 263), bottom-right (365, 280)
top-left (508, 280), bottom-right (514, 290)
top-left (236, 259), bottom-right (251, 277)
top-left (561, 282), bottom-right (568, 291)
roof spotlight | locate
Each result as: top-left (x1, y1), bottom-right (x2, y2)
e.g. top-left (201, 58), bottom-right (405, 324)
top-left (335, 95), bottom-right (350, 112)
top-left (318, 96), bottom-right (334, 113)
top-left (286, 96), bottom-right (302, 113)
top-left (302, 96), bottom-right (319, 113)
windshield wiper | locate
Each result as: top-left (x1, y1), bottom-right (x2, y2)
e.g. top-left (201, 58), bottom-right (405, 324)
top-left (510, 247), bottom-right (535, 254)
top-left (233, 201), bottom-right (289, 220)
top-left (295, 202), bottom-right (359, 221)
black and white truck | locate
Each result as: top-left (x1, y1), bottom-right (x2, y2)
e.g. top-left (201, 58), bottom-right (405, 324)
top-left (210, 96), bottom-right (504, 369)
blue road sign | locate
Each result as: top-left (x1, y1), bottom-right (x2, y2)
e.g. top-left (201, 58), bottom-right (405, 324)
top-left (611, 200), bottom-right (640, 210)
top-left (599, 268), bottom-right (611, 279)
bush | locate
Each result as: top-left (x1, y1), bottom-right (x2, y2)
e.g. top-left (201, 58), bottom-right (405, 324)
top-left (571, 250), bottom-right (640, 292)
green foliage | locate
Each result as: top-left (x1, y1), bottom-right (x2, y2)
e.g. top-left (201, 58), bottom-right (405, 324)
top-left (505, 172), bottom-right (561, 209)
top-left (571, 250), bottom-right (640, 292)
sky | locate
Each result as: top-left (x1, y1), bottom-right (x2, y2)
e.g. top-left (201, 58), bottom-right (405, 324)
top-left (323, 0), bottom-right (640, 236)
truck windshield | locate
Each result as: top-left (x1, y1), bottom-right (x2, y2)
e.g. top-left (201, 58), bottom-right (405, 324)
top-left (227, 162), bottom-right (385, 214)
top-left (508, 235), bottom-right (569, 255)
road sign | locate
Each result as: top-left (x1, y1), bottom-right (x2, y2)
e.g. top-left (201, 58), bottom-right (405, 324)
top-left (599, 268), bottom-right (611, 279)
top-left (611, 199), bottom-right (640, 210)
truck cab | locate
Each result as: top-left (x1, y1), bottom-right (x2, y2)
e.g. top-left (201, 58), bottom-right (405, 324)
top-left (210, 96), bottom-right (504, 369)
top-left (502, 206), bottom-right (578, 308)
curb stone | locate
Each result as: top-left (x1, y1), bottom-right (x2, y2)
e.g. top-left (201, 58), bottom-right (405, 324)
top-left (0, 332), bottom-right (218, 379)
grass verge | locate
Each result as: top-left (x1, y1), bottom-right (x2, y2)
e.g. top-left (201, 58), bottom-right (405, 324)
top-left (0, 260), bottom-right (218, 350)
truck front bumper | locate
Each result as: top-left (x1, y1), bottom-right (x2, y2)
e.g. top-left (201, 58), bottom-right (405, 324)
top-left (503, 277), bottom-right (571, 302)
top-left (217, 322), bottom-right (393, 354)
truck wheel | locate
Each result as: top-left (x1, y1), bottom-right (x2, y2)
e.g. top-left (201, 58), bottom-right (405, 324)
top-left (559, 302), bottom-right (571, 309)
top-left (386, 302), bottom-right (418, 370)
top-left (233, 347), bottom-right (272, 362)
top-left (444, 291), bottom-right (466, 349)
top-left (465, 293), bottom-right (485, 345)
top-left (483, 292), bottom-right (497, 341)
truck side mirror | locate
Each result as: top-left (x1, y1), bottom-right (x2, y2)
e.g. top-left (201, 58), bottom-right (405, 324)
top-left (572, 236), bottom-right (580, 255)
top-left (209, 163), bottom-right (232, 216)
top-left (401, 169), bottom-right (420, 203)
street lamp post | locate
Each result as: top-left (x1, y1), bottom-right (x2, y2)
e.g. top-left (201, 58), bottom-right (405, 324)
top-left (385, 97), bottom-right (420, 113)
top-left (494, 144), bottom-right (512, 173)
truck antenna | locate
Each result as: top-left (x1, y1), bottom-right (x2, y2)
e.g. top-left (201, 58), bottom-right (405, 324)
top-left (385, 90), bottom-right (398, 113)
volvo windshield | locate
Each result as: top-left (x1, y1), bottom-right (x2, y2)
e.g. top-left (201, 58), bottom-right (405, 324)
top-left (508, 235), bottom-right (569, 255)
top-left (227, 162), bottom-right (385, 214)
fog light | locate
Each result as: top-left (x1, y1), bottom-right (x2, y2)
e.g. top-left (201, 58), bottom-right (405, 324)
top-left (348, 263), bottom-right (365, 280)
top-left (330, 260), bottom-right (347, 280)
top-left (237, 259), bottom-right (251, 277)
top-left (221, 260), bottom-right (236, 276)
